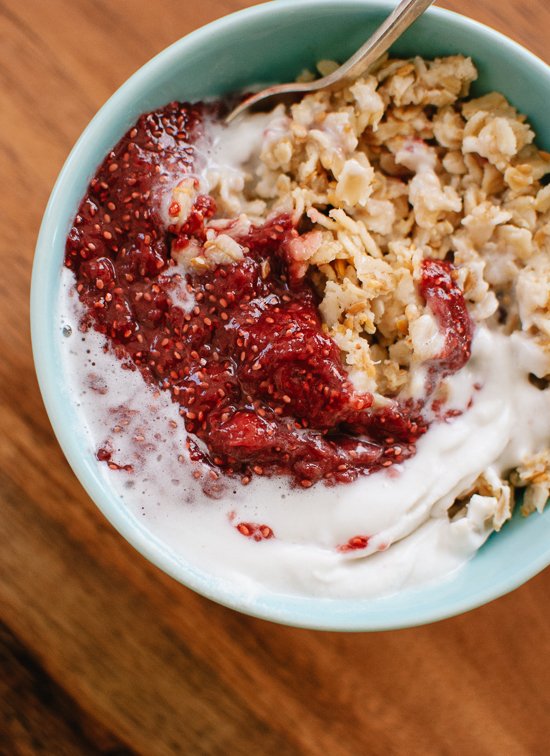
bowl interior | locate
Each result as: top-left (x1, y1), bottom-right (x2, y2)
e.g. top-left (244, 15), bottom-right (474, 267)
top-left (32, 0), bottom-right (550, 630)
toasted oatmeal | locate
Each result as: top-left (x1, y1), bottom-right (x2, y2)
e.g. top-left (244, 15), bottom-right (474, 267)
top-left (167, 54), bottom-right (550, 522)
top-left (63, 52), bottom-right (550, 601)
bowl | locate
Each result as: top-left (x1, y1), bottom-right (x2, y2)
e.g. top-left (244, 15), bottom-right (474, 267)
top-left (31, 0), bottom-right (550, 631)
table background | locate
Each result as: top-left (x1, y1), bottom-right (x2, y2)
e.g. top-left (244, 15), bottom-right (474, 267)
top-left (1, 0), bottom-right (549, 753)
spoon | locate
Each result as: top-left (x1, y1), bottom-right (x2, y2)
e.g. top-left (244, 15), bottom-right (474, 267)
top-left (226, 0), bottom-right (436, 123)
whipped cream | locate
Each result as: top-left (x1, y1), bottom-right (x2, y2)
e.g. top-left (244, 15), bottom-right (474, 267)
top-left (58, 268), bottom-right (550, 600)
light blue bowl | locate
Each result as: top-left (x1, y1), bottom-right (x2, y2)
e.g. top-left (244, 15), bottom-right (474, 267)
top-left (31, 0), bottom-right (550, 631)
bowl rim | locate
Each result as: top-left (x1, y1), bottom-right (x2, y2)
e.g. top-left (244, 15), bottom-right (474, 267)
top-left (31, 0), bottom-right (550, 631)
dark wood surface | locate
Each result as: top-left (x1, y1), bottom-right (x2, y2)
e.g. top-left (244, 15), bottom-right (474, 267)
top-left (2, 0), bottom-right (550, 753)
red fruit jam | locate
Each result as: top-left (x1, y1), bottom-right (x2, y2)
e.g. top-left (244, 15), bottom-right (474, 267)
top-left (65, 102), bottom-right (474, 488)
top-left (419, 258), bottom-right (473, 379)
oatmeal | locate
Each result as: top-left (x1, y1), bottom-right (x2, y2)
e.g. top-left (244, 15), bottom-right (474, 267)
top-left (61, 54), bottom-right (550, 598)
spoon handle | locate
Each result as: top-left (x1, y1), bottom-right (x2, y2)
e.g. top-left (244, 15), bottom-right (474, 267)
top-left (226, 0), bottom-right (436, 122)
top-left (320, 0), bottom-right (436, 88)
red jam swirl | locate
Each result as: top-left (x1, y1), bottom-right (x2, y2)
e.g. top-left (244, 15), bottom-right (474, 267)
top-left (419, 258), bottom-right (473, 378)
top-left (65, 101), bottom-right (473, 488)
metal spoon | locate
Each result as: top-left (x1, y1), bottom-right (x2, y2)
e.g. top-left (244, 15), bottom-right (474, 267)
top-left (226, 0), bottom-right (436, 123)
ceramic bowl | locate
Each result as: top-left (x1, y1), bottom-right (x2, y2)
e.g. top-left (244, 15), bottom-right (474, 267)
top-left (32, 0), bottom-right (550, 630)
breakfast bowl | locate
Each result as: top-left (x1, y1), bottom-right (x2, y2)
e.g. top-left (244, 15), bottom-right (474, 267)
top-left (31, 0), bottom-right (550, 631)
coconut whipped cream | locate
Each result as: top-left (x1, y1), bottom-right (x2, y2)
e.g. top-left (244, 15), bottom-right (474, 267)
top-left (59, 269), bottom-right (550, 599)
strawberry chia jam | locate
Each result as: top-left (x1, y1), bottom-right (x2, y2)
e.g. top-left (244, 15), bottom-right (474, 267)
top-left (65, 101), bottom-right (473, 489)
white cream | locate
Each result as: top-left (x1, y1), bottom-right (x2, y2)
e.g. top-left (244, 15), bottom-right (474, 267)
top-left (192, 108), bottom-right (288, 219)
top-left (58, 268), bottom-right (550, 600)
top-left (202, 108), bottom-right (288, 189)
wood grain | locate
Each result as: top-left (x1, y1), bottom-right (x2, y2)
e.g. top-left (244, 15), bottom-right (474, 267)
top-left (1, 0), bottom-right (549, 753)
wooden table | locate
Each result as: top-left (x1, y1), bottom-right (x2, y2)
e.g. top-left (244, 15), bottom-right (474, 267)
top-left (2, 1), bottom-right (549, 753)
